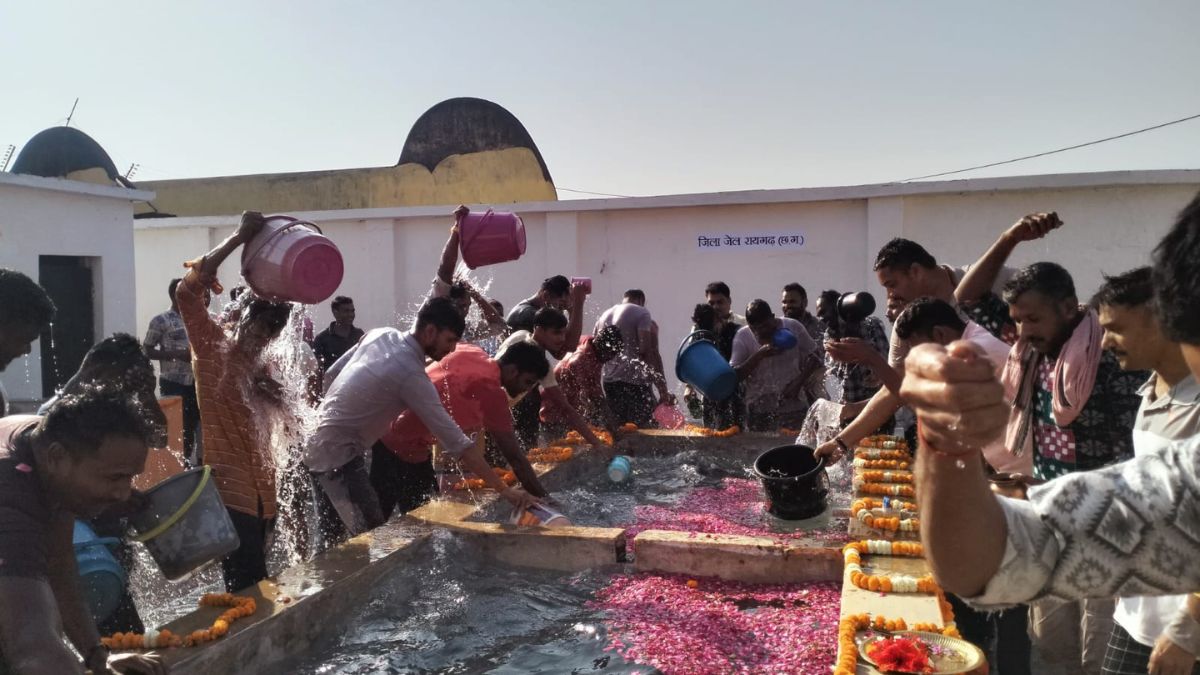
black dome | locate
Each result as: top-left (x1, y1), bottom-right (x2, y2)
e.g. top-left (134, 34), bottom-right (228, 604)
top-left (11, 127), bottom-right (121, 181)
top-left (398, 97), bottom-right (553, 184)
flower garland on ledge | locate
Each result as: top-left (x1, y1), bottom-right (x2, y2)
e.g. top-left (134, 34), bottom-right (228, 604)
top-left (854, 448), bottom-right (912, 461)
top-left (527, 446), bottom-right (575, 463)
top-left (451, 467), bottom-right (517, 491)
top-left (852, 457), bottom-right (910, 471)
top-left (103, 593), bottom-right (257, 650)
top-left (843, 542), bottom-right (937, 594)
top-left (854, 481), bottom-right (916, 497)
top-left (857, 469), bottom-right (914, 484)
top-left (835, 613), bottom-right (962, 675)
top-left (851, 500), bottom-right (920, 532)
top-left (858, 435), bottom-right (910, 451)
top-left (683, 424), bottom-right (741, 438)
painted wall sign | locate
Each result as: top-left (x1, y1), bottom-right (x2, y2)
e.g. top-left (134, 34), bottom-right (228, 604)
top-left (696, 233), bottom-right (806, 251)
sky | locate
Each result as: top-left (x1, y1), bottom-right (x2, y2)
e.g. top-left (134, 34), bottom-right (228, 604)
top-left (2, 1), bottom-right (1198, 198)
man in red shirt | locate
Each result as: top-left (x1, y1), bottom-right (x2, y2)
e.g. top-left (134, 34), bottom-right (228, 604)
top-left (374, 341), bottom-right (551, 518)
top-left (540, 326), bottom-right (624, 439)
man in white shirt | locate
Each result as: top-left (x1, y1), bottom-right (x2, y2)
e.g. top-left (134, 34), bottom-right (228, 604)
top-left (730, 299), bottom-right (820, 432)
top-left (305, 297), bottom-right (538, 543)
top-left (1094, 266), bottom-right (1200, 675)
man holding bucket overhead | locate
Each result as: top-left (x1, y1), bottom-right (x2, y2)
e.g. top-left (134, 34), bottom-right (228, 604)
top-left (0, 388), bottom-right (165, 675)
top-left (177, 211), bottom-right (294, 593)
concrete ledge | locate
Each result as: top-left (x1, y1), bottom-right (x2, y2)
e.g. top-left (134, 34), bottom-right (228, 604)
top-left (166, 525), bottom-right (430, 675)
top-left (633, 530), bottom-right (841, 583)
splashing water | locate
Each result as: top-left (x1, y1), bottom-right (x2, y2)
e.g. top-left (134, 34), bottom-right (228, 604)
top-left (254, 304), bottom-right (324, 565)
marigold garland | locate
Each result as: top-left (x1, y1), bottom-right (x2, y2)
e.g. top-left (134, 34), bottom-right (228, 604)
top-left (853, 497), bottom-right (918, 514)
top-left (557, 429), bottom-right (614, 446)
top-left (858, 469), bottom-right (914, 484)
top-left (852, 457), bottom-right (911, 471)
top-left (451, 467), bottom-right (517, 491)
top-left (683, 424), bottom-right (741, 438)
top-left (857, 435), bottom-right (910, 451)
top-left (843, 545), bottom-right (937, 594)
top-left (854, 481), bottom-right (916, 497)
top-left (834, 613), bottom-right (961, 675)
top-left (526, 446), bottom-right (574, 463)
top-left (102, 593), bottom-right (256, 650)
top-left (854, 448), bottom-right (912, 461)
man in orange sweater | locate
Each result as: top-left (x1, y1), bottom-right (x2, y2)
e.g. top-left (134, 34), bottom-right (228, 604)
top-left (178, 211), bottom-right (294, 592)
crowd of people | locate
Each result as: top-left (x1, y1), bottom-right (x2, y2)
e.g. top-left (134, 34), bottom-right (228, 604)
top-left (2, 191), bottom-right (1200, 674)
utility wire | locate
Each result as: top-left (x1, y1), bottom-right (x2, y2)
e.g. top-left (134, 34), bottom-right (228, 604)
top-left (555, 185), bottom-right (635, 199)
top-left (897, 111), bottom-right (1200, 183)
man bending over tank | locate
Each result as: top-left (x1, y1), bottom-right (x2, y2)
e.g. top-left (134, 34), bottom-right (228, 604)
top-left (0, 387), bottom-right (164, 675)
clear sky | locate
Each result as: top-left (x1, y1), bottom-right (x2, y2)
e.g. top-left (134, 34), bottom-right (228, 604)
top-left (2, 1), bottom-right (1197, 198)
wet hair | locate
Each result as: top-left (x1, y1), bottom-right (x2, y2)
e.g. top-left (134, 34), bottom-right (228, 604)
top-left (532, 307), bottom-right (568, 330)
top-left (244, 298), bottom-right (293, 335)
top-left (448, 281), bottom-right (470, 301)
top-left (704, 281), bottom-right (731, 299)
top-left (229, 285), bottom-right (248, 303)
top-left (592, 325), bottom-right (624, 361)
top-left (498, 340), bottom-right (550, 379)
top-left (416, 296), bottom-right (466, 337)
top-left (873, 238), bottom-right (937, 272)
top-left (692, 303), bottom-right (718, 332)
top-left (783, 282), bottom-right (808, 303)
top-left (74, 334), bottom-right (156, 405)
top-left (489, 300), bottom-right (504, 315)
top-left (331, 295), bottom-right (354, 311)
top-left (818, 289), bottom-right (841, 307)
top-left (1091, 267), bottom-right (1153, 309)
top-left (1002, 262), bottom-right (1077, 305)
top-left (893, 297), bottom-right (966, 340)
top-left (624, 289), bottom-right (646, 304)
top-left (168, 278), bottom-right (182, 301)
top-left (0, 267), bottom-right (56, 328)
top-left (541, 275), bottom-right (571, 298)
top-left (30, 385), bottom-right (154, 458)
top-left (1153, 192), bottom-right (1200, 344)
top-left (745, 299), bottom-right (774, 326)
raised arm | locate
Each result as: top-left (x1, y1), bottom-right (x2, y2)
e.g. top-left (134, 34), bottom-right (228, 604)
top-left (902, 341), bottom-right (1015, 597)
top-left (562, 281), bottom-right (589, 354)
top-left (955, 212), bottom-right (1063, 306)
top-left (437, 206), bottom-right (470, 286)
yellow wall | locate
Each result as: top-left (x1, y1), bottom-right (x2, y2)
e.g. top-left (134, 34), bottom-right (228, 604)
top-left (137, 147), bottom-right (556, 217)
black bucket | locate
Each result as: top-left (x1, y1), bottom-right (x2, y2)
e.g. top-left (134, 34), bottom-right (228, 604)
top-left (753, 444), bottom-right (829, 520)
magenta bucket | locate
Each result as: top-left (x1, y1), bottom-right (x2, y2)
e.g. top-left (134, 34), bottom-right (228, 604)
top-left (241, 216), bottom-right (344, 305)
top-left (653, 403), bottom-right (686, 429)
top-left (459, 209), bottom-right (526, 269)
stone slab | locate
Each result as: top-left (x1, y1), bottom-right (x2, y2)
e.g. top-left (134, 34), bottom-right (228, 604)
top-left (633, 529), bottom-right (842, 583)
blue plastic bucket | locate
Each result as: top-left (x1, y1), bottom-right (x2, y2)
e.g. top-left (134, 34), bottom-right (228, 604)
top-left (128, 466), bottom-right (240, 580)
top-left (73, 520), bottom-right (126, 623)
top-left (675, 331), bottom-right (737, 402)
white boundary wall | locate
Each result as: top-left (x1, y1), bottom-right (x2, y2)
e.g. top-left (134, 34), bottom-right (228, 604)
top-left (123, 169), bottom-right (1197, 394)
top-left (0, 173), bottom-right (152, 405)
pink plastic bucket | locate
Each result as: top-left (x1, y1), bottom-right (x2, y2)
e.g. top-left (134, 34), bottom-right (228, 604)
top-left (571, 276), bottom-right (592, 294)
top-left (241, 216), bottom-right (344, 305)
top-left (653, 403), bottom-right (686, 430)
top-left (459, 209), bottom-right (526, 270)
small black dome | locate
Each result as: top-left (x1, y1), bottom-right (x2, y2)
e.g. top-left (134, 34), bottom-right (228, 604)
top-left (11, 126), bottom-right (121, 181)
top-left (399, 97), bottom-right (553, 184)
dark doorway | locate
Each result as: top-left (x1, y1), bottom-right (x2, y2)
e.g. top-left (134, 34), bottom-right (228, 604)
top-left (38, 256), bottom-right (96, 399)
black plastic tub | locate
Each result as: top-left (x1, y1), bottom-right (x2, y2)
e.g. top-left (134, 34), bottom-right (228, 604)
top-left (753, 444), bottom-right (828, 520)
